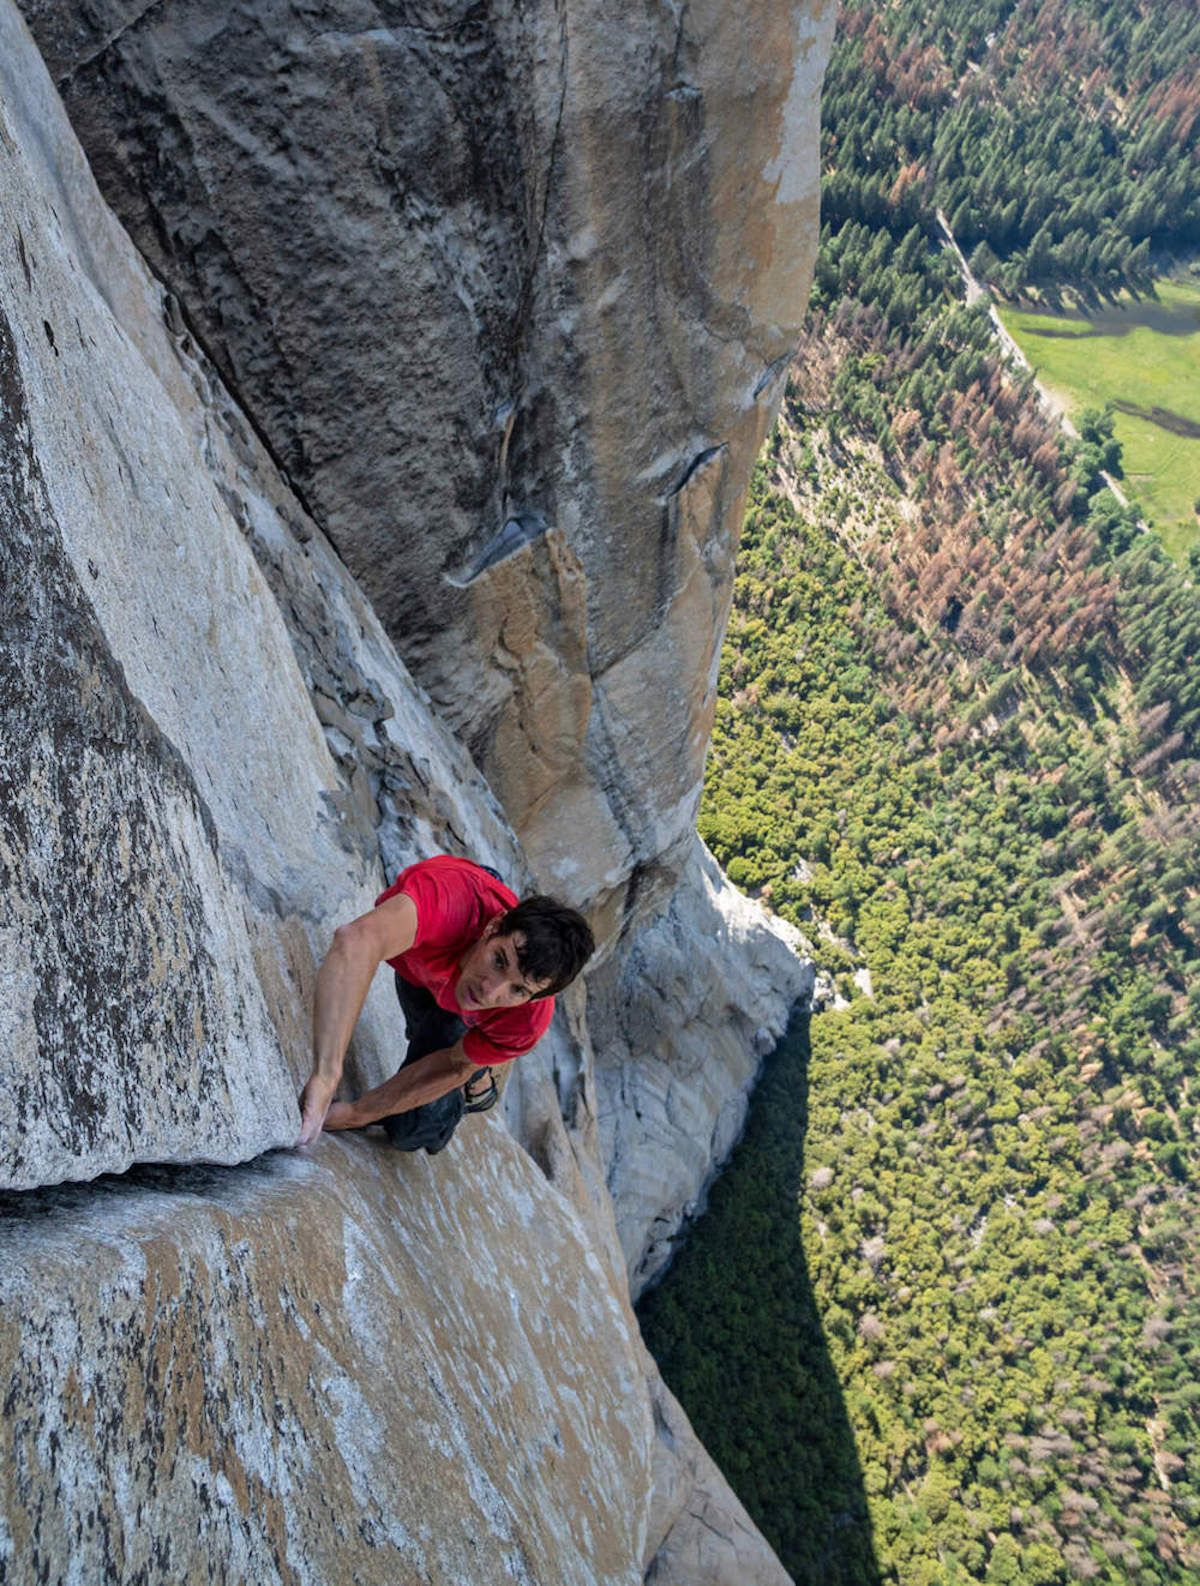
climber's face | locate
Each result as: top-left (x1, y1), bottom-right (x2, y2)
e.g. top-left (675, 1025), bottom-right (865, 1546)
top-left (455, 918), bottom-right (551, 1011)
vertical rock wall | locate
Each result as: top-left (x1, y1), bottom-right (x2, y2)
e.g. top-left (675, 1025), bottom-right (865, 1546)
top-left (591, 842), bottom-right (814, 1296)
top-left (17, 0), bottom-right (837, 940)
top-left (14, 0), bottom-right (834, 1304)
top-left (0, 6), bottom-right (802, 1579)
top-left (0, 1), bottom-right (526, 1186)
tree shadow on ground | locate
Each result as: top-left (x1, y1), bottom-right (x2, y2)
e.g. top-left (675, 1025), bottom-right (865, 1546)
top-left (1018, 296), bottom-right (1200, 339)
top-left (1109, 399), bottom-right (1200, 439)
top-left (637, 1011), bottom-right (881, 1584)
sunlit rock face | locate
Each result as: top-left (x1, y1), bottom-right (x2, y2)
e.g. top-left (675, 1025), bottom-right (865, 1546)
top-left (16, 0), bottom-right (834, 1299)
top-left (0, 8), bottom-right (807, 1580)
top-left (0, 1), bottom-right (525, 1189)
top-left (0, 1131), bottom-right (653, 1585)
top-left (591, 841), bottom-right (813, 1297)
top-left (0, 1127), bottom-right (792, 1586)
top-left (18, 0), bottom-right (837, 942)
top-left (15, 0), bottom-right (834, 1316)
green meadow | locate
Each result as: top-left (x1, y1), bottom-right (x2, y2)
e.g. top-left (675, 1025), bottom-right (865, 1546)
top-left (998, 277), bottom-right (1200, 562)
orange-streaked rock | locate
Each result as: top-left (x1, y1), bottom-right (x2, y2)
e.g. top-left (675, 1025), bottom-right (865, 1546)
top-left (0, 1128), bottom-right (651, 1585)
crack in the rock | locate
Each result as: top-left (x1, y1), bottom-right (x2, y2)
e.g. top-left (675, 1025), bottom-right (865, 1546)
top-left (671, 442), bottom-right (725, 495)
top-left (754, 346), bottom-right (795, 399)
top-left (516, 0), bottom-right (569, 333)
top-left (53, 0), bottom-right (171, 89)
top-left (444, 512), bottom-right (552, 585)
top-left (0, 1148), bottom-right (305, 1222)
top-left (688, 1507), bottom-right (737, 1545)
top-left (309, 10), bottom-right (492, 48)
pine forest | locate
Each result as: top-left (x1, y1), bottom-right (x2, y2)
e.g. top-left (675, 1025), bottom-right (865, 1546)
top-left (640, 4), bottom-right (1200, 1583)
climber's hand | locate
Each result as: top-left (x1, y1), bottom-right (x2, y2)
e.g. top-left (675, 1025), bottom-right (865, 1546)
top-left (297, 1072), bottom-right (337, 1145)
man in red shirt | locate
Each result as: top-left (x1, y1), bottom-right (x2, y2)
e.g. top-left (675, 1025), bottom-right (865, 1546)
top-left (296, 855), bottom-right (594, 1148)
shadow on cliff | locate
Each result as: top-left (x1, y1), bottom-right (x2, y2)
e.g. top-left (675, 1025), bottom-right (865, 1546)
top-left (637, 1013), bottom-right (882, 1585)
top-left (0, 1151), bottom-right (320, 1234)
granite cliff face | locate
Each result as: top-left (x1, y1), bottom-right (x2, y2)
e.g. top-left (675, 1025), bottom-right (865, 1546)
top-left (2, 1138), bottom-right (651, 1586)
top-left (1, 4), bottom-right (522, 1188)
top-left (15, 0), bottom-right (836, 1311)
top-left (2, 1), bottom-right (832, 1579)
top-left (19, 0), bottom-right (836, 940)
top-left (592, 841), bottom-right (813, 1297)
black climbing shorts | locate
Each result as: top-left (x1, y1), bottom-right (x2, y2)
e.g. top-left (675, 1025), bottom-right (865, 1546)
top-left (381, 975), bottom-right (469, 1154)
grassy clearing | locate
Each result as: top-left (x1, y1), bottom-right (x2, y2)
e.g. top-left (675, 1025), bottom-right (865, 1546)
top-left (998, 277), bottom-right (1200, 562)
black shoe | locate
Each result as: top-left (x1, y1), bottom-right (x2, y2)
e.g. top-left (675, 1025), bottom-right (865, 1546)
top-left (463, 1067), bottom-right (498, 1113)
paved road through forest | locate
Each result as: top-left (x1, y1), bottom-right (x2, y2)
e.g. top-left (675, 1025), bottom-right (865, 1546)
top-left (936, 207), bottom-right (1143, 521)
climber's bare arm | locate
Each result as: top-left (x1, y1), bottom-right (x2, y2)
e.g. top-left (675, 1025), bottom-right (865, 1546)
top-left (296, 891), bottom-right (419, 1145)
top-left (322, 1038), bottom-right (476, 1130)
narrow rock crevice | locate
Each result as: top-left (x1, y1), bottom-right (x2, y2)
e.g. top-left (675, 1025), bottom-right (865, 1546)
top-left (51, 0), bottom-right (169, 89)
top-left (0, 1147), bottom-right (298, 1219)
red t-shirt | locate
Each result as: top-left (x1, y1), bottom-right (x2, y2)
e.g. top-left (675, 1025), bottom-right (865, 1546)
top-left (376, 855), bottom-right (554, 1067)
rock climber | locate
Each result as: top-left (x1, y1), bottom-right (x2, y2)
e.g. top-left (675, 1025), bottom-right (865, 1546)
top-left (296, 853), bottom-right (594, 1151)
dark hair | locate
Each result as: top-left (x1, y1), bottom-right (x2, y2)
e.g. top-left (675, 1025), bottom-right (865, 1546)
top-left (497, 895), bottom-right (595, 998)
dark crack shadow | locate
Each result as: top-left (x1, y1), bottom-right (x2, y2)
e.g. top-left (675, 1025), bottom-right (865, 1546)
top-left (0, 1148), bottom-right (313, 1232)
